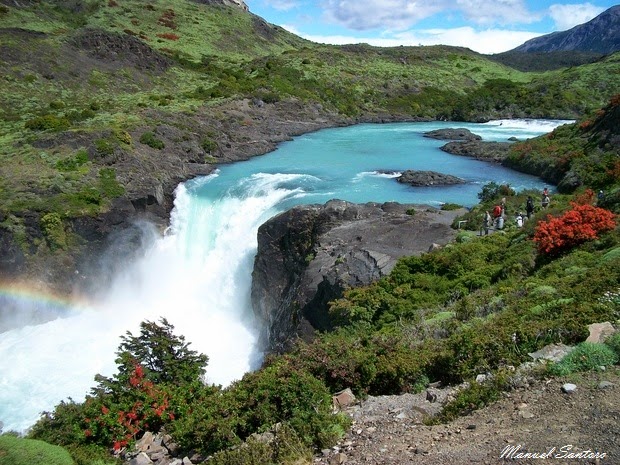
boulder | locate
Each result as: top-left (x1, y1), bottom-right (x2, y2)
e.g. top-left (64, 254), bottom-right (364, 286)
top-left (561, 383), bottom-right (577, 394)
top-left (127, 452), bottom-right (153, 465)
top-left (528, 343), bottom-right (575, 363)
top-left (333, 388), bottom-right (357, 410)
top-left (585, 322), bottom-right (616, 343)
top-left (251, 200), bottom-right (462, 351)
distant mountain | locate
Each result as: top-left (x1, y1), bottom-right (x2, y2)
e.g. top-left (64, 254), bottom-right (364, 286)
top-left (512, 5), bottom-right (620, 54)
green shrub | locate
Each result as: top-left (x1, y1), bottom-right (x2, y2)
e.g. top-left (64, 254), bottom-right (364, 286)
top-left (603, 332), bottom-right (620, 359)
top-left (65, 188), bottom-right (103, 210)
top-left (56, 150), bottom-right (89, 172)
top-left (549, 342), bottom-right (618, 376)
top-left (207, 424), bottom-right (312, 465)
top-left (529, 285), bottom-right (558, 299)
top-left (65, 109), bottom-right (96, 122)
top-left (25, 114), bottom-right (70, 131)
top-left (49, 100), bottom-right (65, 110)
top-left (99, 168), bottom-right (125, 198)
top-left (429, 371), bottom-right (510, 424)
top-left (201, 137), bottom-right (218, 153)
top-left (139, 131), bottom-right (165, 149)
top-left (0, 435), bottom-right (74, 465)
top-left (477, 182), bottom-right (501, 202)
top-left (40, 212), bottom-right (67, 250)
top-left (602, 247), bottom-right (620, 262)
top-left (230, 359), bottom-right (346, 448)
top-left (114, 130), bottom-right (132, 145)
top-left (455, 231), bottom-right (475, 243)
top-left (28, 399), bottom-right (88, 446)
top-left (65, 444), bottom-right (118, 465)
top-left (94, 139), bottom-right (115, 156)
top-left (441, 203), bottom-right (462, 211)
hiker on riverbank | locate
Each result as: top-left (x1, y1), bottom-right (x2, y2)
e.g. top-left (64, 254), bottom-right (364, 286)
top-left (481, 210), bottom-right (492, 235)
top-left (526, 196), bottom-right (534, 218)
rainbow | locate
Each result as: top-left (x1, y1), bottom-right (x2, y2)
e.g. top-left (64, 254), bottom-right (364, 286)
top-left (0, 281), bottom-right (92, 331)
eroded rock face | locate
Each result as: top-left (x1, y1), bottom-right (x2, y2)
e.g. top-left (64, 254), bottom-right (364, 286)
top-left (71, 29), bottom-right (172, 72)
top-left (251, 200), bottom-right (462, 352)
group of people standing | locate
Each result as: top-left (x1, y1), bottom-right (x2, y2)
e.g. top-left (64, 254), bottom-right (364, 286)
top-left (480, 187), bottom-right (551, 236)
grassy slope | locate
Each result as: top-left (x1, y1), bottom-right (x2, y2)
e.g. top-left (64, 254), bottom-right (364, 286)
top-left (0, 435), bottom-right (74, 465)
top-left (1, 0), bottom-right (619, 221)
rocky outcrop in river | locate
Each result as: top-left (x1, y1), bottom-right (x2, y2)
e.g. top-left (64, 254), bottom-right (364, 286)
top-left (397, 170), bottom-right (465, 187)
top-left (440, 140), bottom-right (512, 163)
top-left (423, 128), bottom-right (482, 140)
top-left (251, 200), bottom-right (463, 351)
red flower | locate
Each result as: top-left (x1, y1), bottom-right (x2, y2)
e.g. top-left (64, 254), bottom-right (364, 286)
top-left (534, 203), bottom-right (616, 256)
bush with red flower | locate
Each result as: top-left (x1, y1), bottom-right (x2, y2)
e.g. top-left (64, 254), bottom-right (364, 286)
top-left (533, 191), bottom-right (616, 256)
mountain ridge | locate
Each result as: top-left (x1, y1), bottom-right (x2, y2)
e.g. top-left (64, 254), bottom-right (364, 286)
top-left (511, 5), bottom-right (620, 54)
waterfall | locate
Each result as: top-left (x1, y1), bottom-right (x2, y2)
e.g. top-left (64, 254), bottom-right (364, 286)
top-left (0, 171), bottom-right (311, 433)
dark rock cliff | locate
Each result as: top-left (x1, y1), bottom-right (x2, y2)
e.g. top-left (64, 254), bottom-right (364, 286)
top-left (251, 200), bottom-right (462, 352)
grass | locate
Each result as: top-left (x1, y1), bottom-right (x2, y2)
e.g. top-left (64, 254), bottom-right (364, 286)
top-left (0, 434), bottom-right (74, 465)
top-left (549, 342), bottom-right (619, 376)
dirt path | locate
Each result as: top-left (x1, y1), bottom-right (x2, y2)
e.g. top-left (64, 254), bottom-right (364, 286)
top-left (316, 368), bottom-right (620, 464)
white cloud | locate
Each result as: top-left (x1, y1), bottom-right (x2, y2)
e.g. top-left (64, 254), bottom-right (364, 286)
top-left (319, 0), bottom-right (539, 31)
top-left (284, 24), bottom-right (543, 54)
top-left (455, 0), bottom-right (537, 25)
top-left (320, 0), bottom-right (449, 31)
top-left (262, 0), bottom-right (301, 11)
top-left (548, 3), bottom-right (605, 30)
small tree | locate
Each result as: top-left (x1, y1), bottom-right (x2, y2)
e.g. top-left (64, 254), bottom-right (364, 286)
top-left (113, 318), bottom-right (208, 386)
top-left (84, 319), bottom-right (210, 450)
top-left (477, 182), bottom-right (514, 203)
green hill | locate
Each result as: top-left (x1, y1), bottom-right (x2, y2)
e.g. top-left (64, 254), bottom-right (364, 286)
top-left (2, 2), bottom-right (619, 463)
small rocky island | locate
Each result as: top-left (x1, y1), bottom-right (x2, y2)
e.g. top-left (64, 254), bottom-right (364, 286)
top-left (397, 170), bottom-right (465, 187)
top-left (423, 128), bottom-right (482, 141)
top-left (423, 127), bottom-right (513, 163)
top-left (441, 140), bottom-right (512, 163)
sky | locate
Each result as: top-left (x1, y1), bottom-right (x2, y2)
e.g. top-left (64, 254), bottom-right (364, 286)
top-left (244, 1), bottom-right (618, 54)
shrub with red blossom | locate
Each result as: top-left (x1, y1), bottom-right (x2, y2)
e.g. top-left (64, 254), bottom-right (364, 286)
top-left (89, 362), bottom-right (174, 451)
top-left (74, 319), bottom-right (208, 450)
top-left (533, 200), bottom-right (616, 256)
